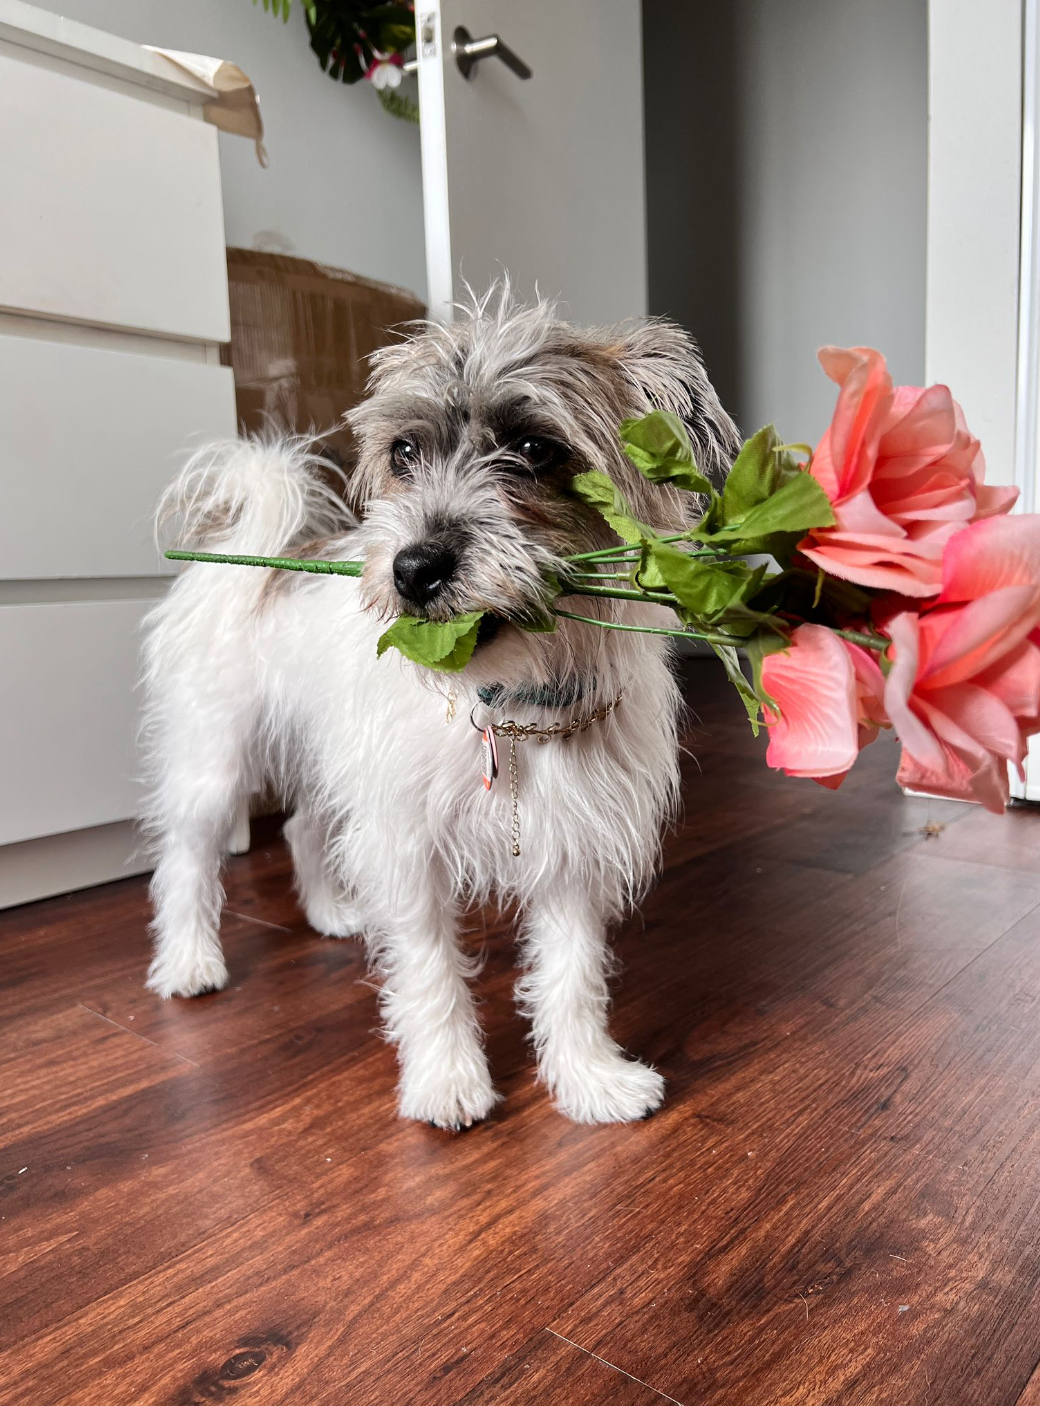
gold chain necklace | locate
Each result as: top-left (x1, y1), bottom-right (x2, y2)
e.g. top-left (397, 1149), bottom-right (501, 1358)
top-left (470, 692), bottom-right (624, 855)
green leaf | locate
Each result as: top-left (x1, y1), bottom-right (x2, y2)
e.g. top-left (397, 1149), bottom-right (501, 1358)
top-left (743, 631), bottom-right (789, 715)
top-left (568, 470), bottom-right (659, 545)
top-left (377, 612), bottom-right (484, 672)
top-left (711, 626), bottom-right (793, 735)
top-left (710, 643), bottom-right (763, 733)
top-left (638, 543), bottom-right (755, 619)
top-left (706, 470), bottom-right (835, 547)
top-left (619, 410), bottom-right (713, 495)
top-left (722, 425), bottom-right (782, 523)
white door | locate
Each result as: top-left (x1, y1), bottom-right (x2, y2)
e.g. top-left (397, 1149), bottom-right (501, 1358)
top-left (416, 0), bottom-right (646, 325)
top-left (927, 0), bottom-right (1040, 802)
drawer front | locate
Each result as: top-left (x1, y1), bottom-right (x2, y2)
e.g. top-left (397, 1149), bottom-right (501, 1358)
top-left (0, 599), bottom-right (153, 845)
top-left (0, 334), bottom-right (236, 578)
top-left (0, 51), bottom-right (230, 341)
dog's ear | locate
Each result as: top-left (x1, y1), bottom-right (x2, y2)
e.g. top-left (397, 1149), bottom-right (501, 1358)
top-left (613, 321), bottom-right (740, 483)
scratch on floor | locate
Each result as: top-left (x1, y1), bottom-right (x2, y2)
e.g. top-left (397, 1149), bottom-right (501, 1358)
top-left (77, 1004), bottom-right (200, 1068)
top-left (545, 1328), bottom-right (686, 1406)
top-left (226, 909), bottom-right (293, 934)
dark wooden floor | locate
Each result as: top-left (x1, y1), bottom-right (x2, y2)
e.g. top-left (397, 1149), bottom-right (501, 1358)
top-left (4, 662), bottom-right (1040, 1405)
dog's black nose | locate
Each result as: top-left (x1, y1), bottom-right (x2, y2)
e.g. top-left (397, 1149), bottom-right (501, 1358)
top-left (393, 542), bottom-right (458, 606)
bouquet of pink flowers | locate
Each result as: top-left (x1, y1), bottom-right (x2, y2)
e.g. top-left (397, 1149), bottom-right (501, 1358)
top-left (168, 346), bottom-right (1040, 814)
top-left (754, 347), bottom-right (1033, 812)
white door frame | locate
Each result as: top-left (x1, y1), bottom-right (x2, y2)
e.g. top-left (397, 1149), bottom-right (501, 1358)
top-left (927, 0), bottom-right (1040, 800)
top-left (415, 4), bottom-right (454, 321)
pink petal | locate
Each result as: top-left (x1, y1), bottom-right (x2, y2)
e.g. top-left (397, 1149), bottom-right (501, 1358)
top-left (925, 683), bottom-right (1025, 766)
top-left (896, 742), bottom-right (977, 804)
top-left (896, 740), bottom-right (1009, 812)
top-left (877, 383), bottom-right (959, 474)
top-left (973, 484), bottom-right (1019, 519)
top-left (797, 534), bottom-right (945, 597)
top-left (814, 771), bottom-right (851, 791)
top-left (978, 639), bottom-right (1040, 723)
top-left (846, 640), bottom-right (889, 727)
top-left (761, 625), bottom-right (860, 778)
top-left (940, 513), bottom-right (1040, 601)
top-left (922, 586), bottom-right (1040, 688)
top-left (915, 697), bottom-right (1013, 812)
top-left (882, 611), bottom-right (945, 765)
top-left (833, 487), bottom-right (906, 538)
top-left (813, 347), bottom-right (893, 504)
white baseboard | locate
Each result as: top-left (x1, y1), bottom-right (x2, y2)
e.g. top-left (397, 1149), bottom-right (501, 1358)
top-left (0, 819), bottom-right (150, 910)
top-left (0, 803), bottom-right (253, 911)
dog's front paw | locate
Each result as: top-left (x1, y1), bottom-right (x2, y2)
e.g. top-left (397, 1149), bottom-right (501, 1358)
top-left (553, 1055), bottom-right (665, 1124)
top-left (146, 948), bottom-right (229, 1000)
top-left (399, 1064), bottom-right (499, 1132)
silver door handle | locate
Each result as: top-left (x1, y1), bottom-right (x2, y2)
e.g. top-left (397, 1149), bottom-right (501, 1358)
top-left (452, 26), bottom-right (532, 80)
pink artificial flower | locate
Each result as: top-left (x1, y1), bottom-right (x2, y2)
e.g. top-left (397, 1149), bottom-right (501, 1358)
top-left (798, 347), bottom-right (1018, 597)
top-left (761, 624), bottom-right (887, 789)
top-left (883, 514), bottom-right (1040, 812)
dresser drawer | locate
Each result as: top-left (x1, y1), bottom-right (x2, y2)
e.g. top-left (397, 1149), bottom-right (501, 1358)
top-left (0, 49), bottom-right (229, 341)
top-left (0, 333), bottom-right (235, 578)
top-left (0, 599), bottom-right (153, 845)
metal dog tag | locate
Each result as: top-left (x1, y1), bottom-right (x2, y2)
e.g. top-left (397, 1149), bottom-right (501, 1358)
top-left (480, 727), bottom-right (499, 791)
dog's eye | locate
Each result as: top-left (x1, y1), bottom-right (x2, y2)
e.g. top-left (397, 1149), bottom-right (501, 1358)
top-left (511, 435), bottom-right (564, 472)
top-left (390, 439), bottom-right (417, 477)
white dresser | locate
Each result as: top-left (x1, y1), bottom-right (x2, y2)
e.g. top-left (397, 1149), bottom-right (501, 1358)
top-left (0, 1), bottom-right (238, 905)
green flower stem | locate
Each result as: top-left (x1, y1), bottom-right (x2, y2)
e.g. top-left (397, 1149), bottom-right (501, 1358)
top-left (831, 627), bottom-right (891, 653)
top-left (164, 550), bottom-right (364, 577)
top-left (567, 571), bottom-right (638, 581)
top-left (566, 535), bottom-right (729, 563)
top-left (552, 606), bottom-right (747, 648)
top-left (561, 583), bottom-right (678, 606)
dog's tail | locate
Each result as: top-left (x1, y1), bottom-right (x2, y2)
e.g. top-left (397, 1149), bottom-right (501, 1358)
top-left (156, 433), bottom-right (351, 559)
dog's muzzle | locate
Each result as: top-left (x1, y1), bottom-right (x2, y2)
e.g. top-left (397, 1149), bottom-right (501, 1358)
top-left (392, 540), bottom-right (459, 607)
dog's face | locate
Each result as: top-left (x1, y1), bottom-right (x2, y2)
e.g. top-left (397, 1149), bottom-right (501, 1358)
top-left (348, 293), bottom-right (738, 672)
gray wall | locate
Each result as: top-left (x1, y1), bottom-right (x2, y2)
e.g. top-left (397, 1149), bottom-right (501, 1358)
top-left (643, 0), bottom-right (928, 446)
top-left (34, 0), bottom-right (427, 301)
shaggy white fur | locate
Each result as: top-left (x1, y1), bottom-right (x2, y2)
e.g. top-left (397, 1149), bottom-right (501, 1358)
top-left (141, 291), bottom-right (738, 1127)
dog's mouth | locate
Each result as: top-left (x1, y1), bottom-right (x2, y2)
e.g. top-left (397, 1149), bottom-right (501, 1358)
top-left (475, 614), bottom-right (502, 648)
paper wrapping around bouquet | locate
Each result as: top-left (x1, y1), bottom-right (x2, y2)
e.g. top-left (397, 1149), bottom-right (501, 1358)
top-left (146, 48), bottom-right (268, 165)
top-left (223, 249), bottom-right (425, 470)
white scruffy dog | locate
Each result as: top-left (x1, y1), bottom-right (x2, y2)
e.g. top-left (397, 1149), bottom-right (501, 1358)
top-left (142, 290), bottom-right (738, 1127)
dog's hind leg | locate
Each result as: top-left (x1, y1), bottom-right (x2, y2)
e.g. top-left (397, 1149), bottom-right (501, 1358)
top-left (517, 885), bottom-right (665, 1124)
top-left (144, 713), bottom-right (250, 999)
top-left (285, 811), bottom-right (362, 938)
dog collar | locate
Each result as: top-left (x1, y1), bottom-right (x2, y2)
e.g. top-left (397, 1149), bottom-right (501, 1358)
top-left (470, 689), bottom-right (624, 857)
top-left (476, 678), bottom-right (591, 711)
